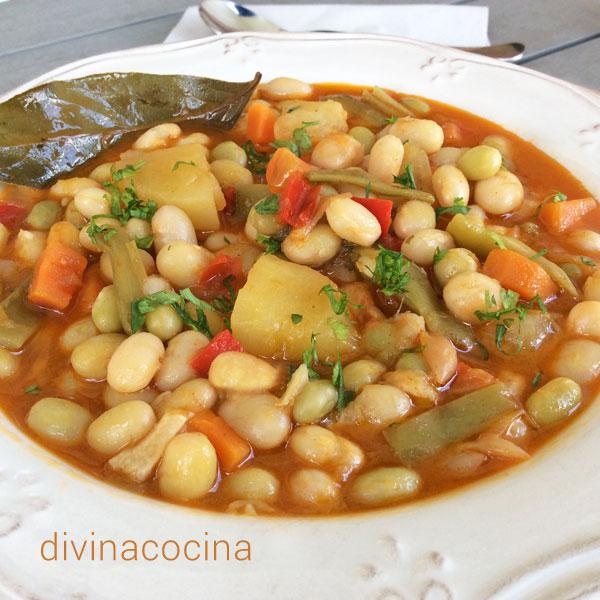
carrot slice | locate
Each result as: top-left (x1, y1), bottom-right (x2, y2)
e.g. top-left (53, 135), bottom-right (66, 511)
top-left (188, 410), bottom-right (251, 472)
top-left (538, 197), bottom-right (597, 235)
top-left (265, 147), bottom-right (312, 192)
top-left (452, 361), bottom-right (497, 396)
top-left (571, 205), bottom-right (600, 231)
top-left (246, 101), bottom-right (277, 146)
top-left (73, 264), bottom-right (104, 313)
top-left (482, 248), bottom-right (557, 301)
top-left (28, 241), bottom-right (87, 311)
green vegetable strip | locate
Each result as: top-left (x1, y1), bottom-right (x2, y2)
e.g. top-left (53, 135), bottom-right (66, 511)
top-left (384, 383), bottom-right (516, 463)
top-left (402, 262), bottom-right (480, 352)
top-left (322, 94), bottom-right (389, 128)
top-left (104, 231), bottom-right (146, 334)
top-left (305, 170), bottom-right (435, 203)
top-left (447, 214), bottom-right (578, 298)
top-left (0, 280), bottom-right (41, 350)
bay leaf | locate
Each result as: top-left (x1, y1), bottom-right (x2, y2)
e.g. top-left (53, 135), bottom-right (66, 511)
top-left (0, 71), bottom-right (261, 188)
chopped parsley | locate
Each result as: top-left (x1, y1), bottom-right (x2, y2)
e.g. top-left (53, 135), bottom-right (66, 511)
top-left (433, 247), bottom-right (449, 265)
top-left (332, 354), bottom-right (355, 410)
top-left (242, 140), bottom-right (271, 175)
top-left (102, 181), bottom-right (157, 224)
top-left (135, 235), bottom-right (154, 249)
top-left (384, 116), bottom-right (399, 124)
top-left (435, 197), bottom-right (469, 217)
top-left (532, 371), bottom-right (543, 388)
top-left (530, 248), bottom-right (548, 260)
top-left (302, 334), bottom-right (321, 380)
top-left (489, 231), bottom-right (507, 250)
top-left (371, 246), bottom-right (411, 296)
top-left (172, 160), bottom-right (198, 171)
top-left (86, 215), bottom-right (117, 244)
top-left (272, 121), bottom-right (319, 157)
top-left (131, 289), bottom-right (213, 338)
top-left (394, 164), bottom-right (416, 189)
top-left (111, 160), bottom-right (145, 181)
top-left (24, 384), bottom-right (40, 395)
top-left (475, 289), bottom-right (547, 352)
top-left (581, 256), bottom-right (596, 267)
top-left (327, 318), bottom-right (350, 341)
top-left (364, 180), bottom-right (372, 198)
top-left (291, 313), bottom-right (303, 324)
top-left (256, 235), bottom-right (281, 254)
top-left (254, 194), bottom-right (280, 215)
top-left (320, 285), bottom-right (350, 315)
top-left (549, 191), bottom-right (567, 203)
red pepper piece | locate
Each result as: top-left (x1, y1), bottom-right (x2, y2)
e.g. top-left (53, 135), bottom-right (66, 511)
top-left (277, 171), bottom-right (321, 228)
top-left (351, 196), bottom-right (394, 235)
top-left (189, 329), bottom-right (244, 376)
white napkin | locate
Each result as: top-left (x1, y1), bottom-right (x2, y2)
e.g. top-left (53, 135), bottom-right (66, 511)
top-left (165, 4), bottom-right (490, 47)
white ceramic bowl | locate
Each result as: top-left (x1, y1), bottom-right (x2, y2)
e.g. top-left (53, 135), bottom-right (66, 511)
top-left (1, 33), bottom-right (600, 600)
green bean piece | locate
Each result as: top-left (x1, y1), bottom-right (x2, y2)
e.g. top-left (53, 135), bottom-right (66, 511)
top-left (402, 262), bottom-right (480, 352)
top-left (384, 383), bottom-right (516, 463)
top-left (25, 200), bottom-right (61, 230)
top-left (305, 170), bottom-right (435, 203)
top-left (0, 280), bottom-right (42, 350)
top-left (446, 214), bottom-right (579, 298)
top-left (232, 184), bottom-right (270, 223)
top-left (323, 94), bottom-right (388, 129)
top-left (100, 230), bottom-right (146, 334)
top-left (362, 87), bottom-right (414, 118)
top-left (525, 377), bottom-right (582, 427)
top-left (401, 96), bottom-right (431, 115)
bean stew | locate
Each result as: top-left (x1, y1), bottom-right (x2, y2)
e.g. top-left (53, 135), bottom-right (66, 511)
top-left (0, 77), bottom-right (598, 515)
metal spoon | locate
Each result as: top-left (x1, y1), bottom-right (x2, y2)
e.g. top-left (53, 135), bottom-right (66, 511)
top-left (199, 0), bottom-right (525, 62)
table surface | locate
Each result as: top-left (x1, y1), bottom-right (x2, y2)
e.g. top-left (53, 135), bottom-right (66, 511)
top-left (0, 0), bottom-right (598, 95)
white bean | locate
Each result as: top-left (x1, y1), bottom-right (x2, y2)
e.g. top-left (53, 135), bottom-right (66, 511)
top-left (388, 118), bottom-right (444, 154)
top-left (349, 467), bottom-right (422, 506)
top-left (341, 384), bottom-right (411, 426)
top-left (392, 200), bottom-right (436, 238)
top-left (133, 123), bottom-right (181, 150)
top-left (443, 271), bottom-right (502, 324)
top-left (210, 159), bottom-right (253, 188)
top-left (49, 177), bottom-right (100, 200)
top-left (422, 333), bottom-right (457, 386)
top-left (14, 230), bottom-right (46, 265)
top-left (261, 77), bottom-right (312, 100)
top-left (156, 241), bottom-right (212, 288)
top-left (153, 378), bottom-right (216, 417)
top-left (155, 331), bottom-right (209, 391)
top-left (158, 433), bottom-right (217, 501)
top-left (367, 134), bottom-right (405, 183)
top-left (292, 380), bottom-right (337, 424)
top-left (566, 301), bottom-right (600, 338)
top-left (145, 305), bottom-right (183, 341)
top-left (567, 229), bottom-right (600, 256)
top-left (86, 400), bottom-right (156, 455)
top-left (204, 232), bottom-right (241, 252)
top-left (60, 317), bottom-right (99, 352)
top-left (27, 397), bottom-right (92, 446)
top-left (219, 393), bottom-right (290, 450)
top-left (288, 469), bottom-right (339, 510)
top-left (221, 468), bottom-right (280, 502)
top-left (432, 164), bottom-right (470, 207)
top-left (0, 348), bottom-right (18, 379)
top-left (431, 147), bottom-right (468, 167)
top-left (311, 133), bottom-right (364, 170)
top-left (91, 286), bottom-right (122, 333)
top-left (474, 170), bottom-right (524, 215)
top-left (73, 188), bottom-right (110, 219)
top-left (325, 194), bottom-right (381, 246)
top-left (79, 217), bottom-right (120, 253)
top-left (289, 425), bottom-right (340, 465)
top-left (457, 145), bottom-right (503, 181)
top-left (343, 359), bottom-right (387, 393)
top-left (401, 228), bottom-right (454, 266)
top-left (142, 275), bottom-right (172, 296)
top-left (209, 351), bottom-right (278, 392)
top-left (282, 224), bottom-right (342, 267)
top-left (107, 332), bottom-right (165, 393)
top-left (433, 247), bottom-right (479, 287)
top-left (103, 386), bottom-right (157, 408)
top-left (71, 333), bottom-right (126, 380)
top-left (551, 339), bottom-right (600, 384)
top-left (125, 218), bottom-right (152, 242)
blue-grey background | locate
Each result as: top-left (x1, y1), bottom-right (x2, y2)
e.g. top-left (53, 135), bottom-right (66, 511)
top-left (0, 0), bottom-right (598, 94)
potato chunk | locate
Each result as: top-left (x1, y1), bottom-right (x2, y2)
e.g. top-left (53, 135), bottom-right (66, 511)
top-left (274, 101), bottom-right (348, 143)
top-left (115, 144), bottom-right (224, 231)
top-left (231, 255), bottom-right (358, 362)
